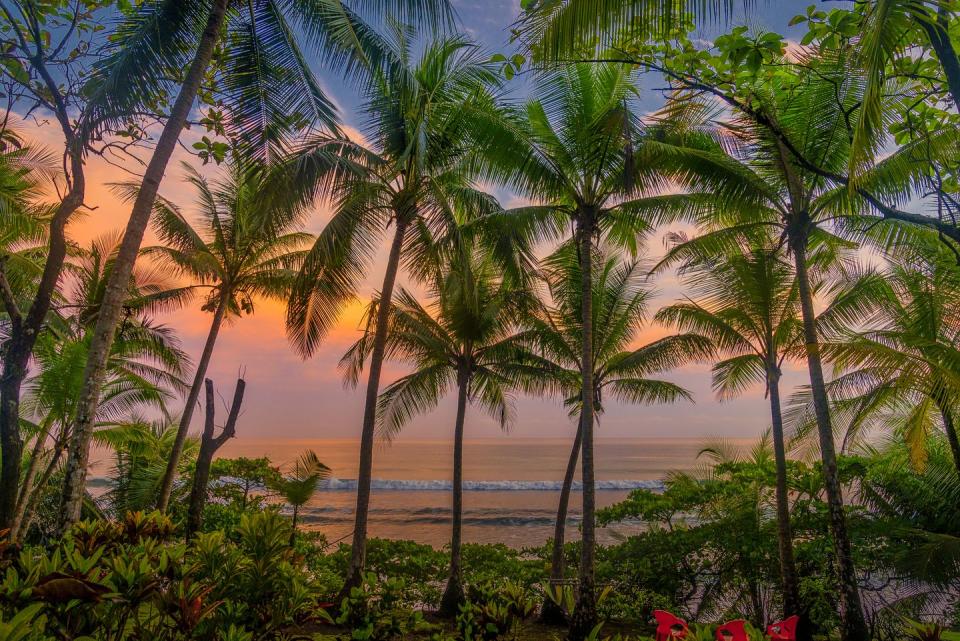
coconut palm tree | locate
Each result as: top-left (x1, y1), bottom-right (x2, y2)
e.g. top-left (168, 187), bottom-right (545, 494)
top-left (283, 31), bottom-right (506, 591)
top-left (135, 161), bottom-right (316, 512)
top-left (645, 51), bottom-right (945, 638)
top-left (340, 247), bottom-right (534, 614)
top-left (12, 233), bottom-right (189, 539)
top-left (60, 0), bottom-right (453, 528)
top-left (470, 62), bottom-right (691, 638)
top-left (524, 244), bottom-right (708, 624)
top-left (656, 243), bottom-right (810, 633)
top-left (814, 243), bottom-right (960, 474)
top-left (268, 450), bottom-right (331, 546)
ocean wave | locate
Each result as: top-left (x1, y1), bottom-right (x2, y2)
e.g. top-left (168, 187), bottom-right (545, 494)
top-left (315, 478), bottom-right (663, 492)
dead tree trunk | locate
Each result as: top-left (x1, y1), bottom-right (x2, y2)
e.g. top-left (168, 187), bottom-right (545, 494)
top-left (186, 377), bottom-right (245, 538)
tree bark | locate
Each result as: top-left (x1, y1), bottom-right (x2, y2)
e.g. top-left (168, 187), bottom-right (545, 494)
top-left (340, 215), bottom-right (410, 597)
top-left (58, 0), bottom-right (230, 530)
top-left (160, 293), bottom-right (229, 512)
top-left (186, 377), bottom-right (245, 538)
top-left (440, 362), bottom-right (470, 617)
top-left (768, 366), bottom-right (811, 641)
top-left (541, 414), bottom-right (583, 625)
top-left (791, 238), bottom-right (868, 641)
top-left (570, 219), bottom-right (597, 641)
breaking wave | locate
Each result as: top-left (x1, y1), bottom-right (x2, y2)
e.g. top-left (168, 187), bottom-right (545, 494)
top-left (315, 478), bottom-right (663, 492)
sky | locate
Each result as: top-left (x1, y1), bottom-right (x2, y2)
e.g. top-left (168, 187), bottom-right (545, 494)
top-left (18, 1), bottom-right (855, 444)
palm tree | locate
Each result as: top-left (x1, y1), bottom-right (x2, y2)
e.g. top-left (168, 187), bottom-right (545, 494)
top-left (341, 247), bottom-right (532, 615)
top-left (816, 244), bottom-right (960, 474)
top-left (268, 450), bottom-right (331, 546)
top-left (470, 63), bottom-right (688, 638)
top-left (59, 0), bottom-right (453, 529)
top-left (95, 416), bottom-right (199, 517)
top-left (656, 243), bottom-right (809, 633)
top-left (283, 31), bottom-right (506, 591)
top-left (646, 52), bottom-right (940, 639)
top-left (137, 161), bottom-right (316, 513)
top-left (525, 244), bottom-right (707, 624)
top-left (12, 233), bottom-right (189, 539)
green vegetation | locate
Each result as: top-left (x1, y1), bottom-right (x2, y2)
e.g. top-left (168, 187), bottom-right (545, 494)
top-left (2, 1), bottom-right (960, 640)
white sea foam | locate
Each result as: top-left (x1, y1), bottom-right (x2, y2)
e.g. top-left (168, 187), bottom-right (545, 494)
top-left (315, 478), bottom-right (664, 492)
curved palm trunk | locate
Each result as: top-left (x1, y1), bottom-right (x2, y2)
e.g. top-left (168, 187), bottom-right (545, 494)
top-left (9, 419), bottom-right (54, 540)
top-left (440, 363), bottom-right (470, 616)
top-left (58, 0), bottom-right (230, 530)
top-left (541, 415), bottom-right (583, 625)
top-left (341, 216), bottom-right (411, 596)
top-left (791, 239), bottom-right (868, 641)
top-left (570, 221), bottom-right (597, 641)
top-left (768, 367), bottom-right (810, 641)
top-left (158, 294), bottom-right (229, 512)
top-left (933, 391), bottom-right (960, 474)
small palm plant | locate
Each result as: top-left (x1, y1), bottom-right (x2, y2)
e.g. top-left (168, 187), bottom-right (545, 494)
top-left (268, 450), bottom-right (331, 546)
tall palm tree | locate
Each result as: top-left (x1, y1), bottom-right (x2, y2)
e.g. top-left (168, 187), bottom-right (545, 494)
top-left (267, 450), bottom-right (331, 546)
top-left (646, 51), bottom-right (942, 639)
top-left (656, 244), bottom-right (810, 633)
top-left (12, 233), bottom-right (189, 539)
top-left (341, 248), bottom-right (532, 615)
top-left (283, 31), bottom-right (506, 591)
top-left (816, 244), bottom-right (960, 474)
top-left (527, 244), bottom-right (708, 624)
top-left (137, 161), bottom-right (316, 512)
top-left (60, 0), bottom-right (453, 528)
top-left (471, 63), bottom-right (686, 638)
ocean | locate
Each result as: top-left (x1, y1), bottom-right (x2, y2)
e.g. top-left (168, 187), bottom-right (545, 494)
top-left (205, 437), bottom-right (750, 548)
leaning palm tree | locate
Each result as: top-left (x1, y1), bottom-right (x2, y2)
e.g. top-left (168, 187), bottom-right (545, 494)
top-left (524, 244), bottom-right (708, 624)
top-left (656, 243), bottom-right (811, 633)
top-left (12, 233), bottom-right (189, 539)
top-left (471, 63), bottom-right (689, 638)
top-left (283, 31), bottom-right (506, 591)
top-left (60, 0), bottom-right (453, 529)
top-left (268, 450), bottom-right (331, 546)
top-left (341, 248), bottom-right (533, 615)
top-left (137, 161), bottom-right (315, 512)
top-left (814, 244), bottom-right (960, 474)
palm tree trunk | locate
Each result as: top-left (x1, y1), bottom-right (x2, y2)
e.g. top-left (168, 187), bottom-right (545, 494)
top-left (341, 215), bottom-right (410, 596)
top-left (570, 220), bottom-right (597, 641)
top-left (58, 0), bottom-right (230, 530)
top-left (9, 419), bottom-right (54, 540)
top-left (933, 391), bottom-right (960, 474)
top-left (791, 238), bottom-right (868, 641)
top-left (16, 439), bottom-right (66, 540)
top-left (440, 362), bottom-right (470, 617)
top-left (916, 4), bottom-right (960, 112)
top-left (158, 293), bottom-right (229, 512)
top-left (541, 414), bottom-right (583, 625)
top-left (290, 504), bottom-right (299, 547)
top-left (768, 366), bottom-right (810, 641)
